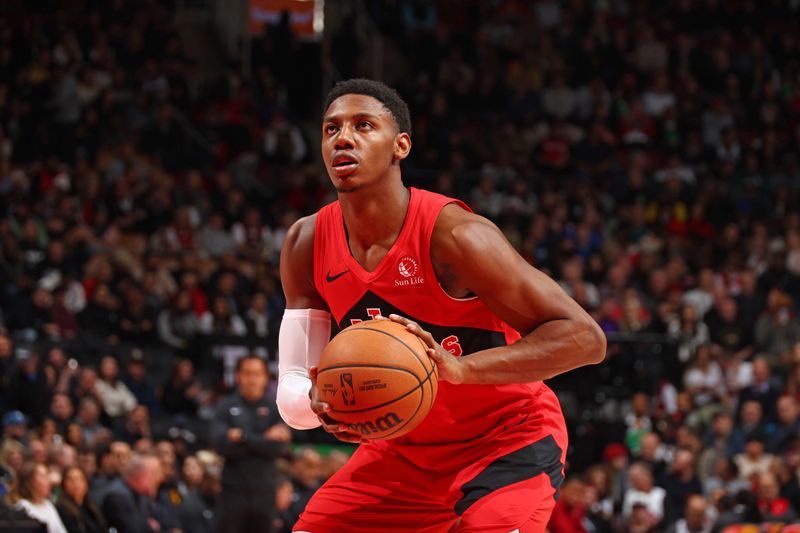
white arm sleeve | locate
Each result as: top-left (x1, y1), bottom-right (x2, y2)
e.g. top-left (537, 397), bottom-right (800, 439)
top-left (277, 308), bottom-right (331, 429)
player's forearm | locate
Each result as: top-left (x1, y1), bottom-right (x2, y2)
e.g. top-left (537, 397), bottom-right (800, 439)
top-left (460, 318), bottom-right (606, 384)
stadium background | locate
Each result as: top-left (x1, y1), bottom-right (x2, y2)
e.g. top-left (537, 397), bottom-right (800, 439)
top-left (1, 0), bottom-right (800, 531)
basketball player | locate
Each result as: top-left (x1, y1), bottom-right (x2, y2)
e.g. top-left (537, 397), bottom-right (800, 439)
top-left (277, 79), bottom-right (606, 533)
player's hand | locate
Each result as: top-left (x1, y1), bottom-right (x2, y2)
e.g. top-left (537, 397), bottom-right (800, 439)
top-left (387, 314), bottom-right (466, 384)
top-left (309, 366), bottom-right (368, 444)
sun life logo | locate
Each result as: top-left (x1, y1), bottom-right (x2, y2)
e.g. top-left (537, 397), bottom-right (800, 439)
top-left (398, 256), bottom-right (418, 278)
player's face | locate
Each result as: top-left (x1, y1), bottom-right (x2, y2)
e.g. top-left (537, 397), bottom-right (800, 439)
top-left (322, 94), bottom-right (410, 193)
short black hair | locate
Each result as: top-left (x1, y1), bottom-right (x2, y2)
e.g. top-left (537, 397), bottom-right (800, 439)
top-left (324, 79), bottom-right (412, 136)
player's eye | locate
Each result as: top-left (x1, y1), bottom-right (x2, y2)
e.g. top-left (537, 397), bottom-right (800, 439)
top-left (325, 124), bottom-right (339, 135)
top-left (357, 121), bottom-right (372, 130)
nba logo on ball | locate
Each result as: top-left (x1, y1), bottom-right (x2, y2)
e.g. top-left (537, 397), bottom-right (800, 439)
top-left (340, 373), bottom-right (356, 406)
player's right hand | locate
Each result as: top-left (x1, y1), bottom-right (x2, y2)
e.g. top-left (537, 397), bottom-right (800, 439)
top-left (309, 366), bottom-right (368, 444)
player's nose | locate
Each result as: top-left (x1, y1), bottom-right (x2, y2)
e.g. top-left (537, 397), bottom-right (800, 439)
top-left (334, 123), bottom-right (355, 149)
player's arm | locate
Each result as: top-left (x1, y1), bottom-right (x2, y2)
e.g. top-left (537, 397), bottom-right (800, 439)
top-left (278, 215), bottom-right (368, 442)
top-left (277, 215), bottom-right (328, 429)
top-left (393, 204), bottom-right (606, 384)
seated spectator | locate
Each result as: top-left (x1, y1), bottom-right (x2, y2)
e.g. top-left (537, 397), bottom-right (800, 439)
top-left (623, 462), bottom-right (666, 522)
top-left (737, 357), bottom-right (781, 423)
top-left (772, 395), bottom-right (800, 454)
top-left (3, 410), bottom-right (30, 442)
top-left (161, 359), bottom-right (201, 417)
top-left (638, 432), bottom-right (669, 481)
top-left (121, 351), bottom-right (157, 415)
top-left (730, 400), bottom-right (769, 456)
top-left (157, 290), bottom-right (200, 351)
top-left (625, 393), bottom-right (654, 456)
top-left (755, 289), bottom-right (800, 366)
top-left (118, 286), bottom-right (156, 342)
top-left (94, 356), bottom-right (137, 420)
top-left (74, 398), bottom-right (104, 447)
top-left (656, 449), bottom-right (703, 526)
top-left (49, 393), bottom-right (74, 435)
top-left (117, 406), bottom-right (151, 445)
top-left (668, 304), bottom-right (710, 364)
top-left (698, 411), bottom-right (735, 482)
top-left (199, 296), bottom-right (247, 337)
top-left (1, 439), bottom-right (26, 479)
top-left (734, 431), bottom-right (775, 483)
top-left (56, 466), bottom-right (107, 533)
top-left (705, 297), bottom-right (753, 361)
top-left (548, 478), bottom-right (590, 533)
top-left (665, 494), bottom-right (711, 533)
top-left (244, 291), bottom-right (271, 339)
top-left (757, 471), bottom-right (798, 522)
top-left (179, 459), bottom-right (221, 533)
top-left (12, 461), bottom-right (68, 533)
top-left (702, 457), bottom-right (749, 498)
top-left (100, 454), bottom-right (164, 533)
top-left (683, 344), bottom-right (725, 408)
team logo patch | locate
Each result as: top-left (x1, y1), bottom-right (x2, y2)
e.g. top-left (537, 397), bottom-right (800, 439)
top-left (398, 256), bottom-right (419, 278)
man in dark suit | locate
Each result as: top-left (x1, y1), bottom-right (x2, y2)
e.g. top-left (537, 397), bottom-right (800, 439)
top-left (737, 357), bottom-right (781, 423)
top-left (211, 355), bottom-right (290, 533)
top-left (101, 453), bottom-right (164, 533)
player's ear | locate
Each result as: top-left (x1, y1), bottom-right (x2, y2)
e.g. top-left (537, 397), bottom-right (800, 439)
top-left (393, 132), bottom-right (411, 163)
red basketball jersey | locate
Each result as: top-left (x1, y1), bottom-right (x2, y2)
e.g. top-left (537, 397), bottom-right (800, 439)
top-left (314, 188), bottom-right (558, 469)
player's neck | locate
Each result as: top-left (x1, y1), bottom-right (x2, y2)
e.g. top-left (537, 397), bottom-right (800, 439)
top-left (339, 182), bottom-right (410, 249)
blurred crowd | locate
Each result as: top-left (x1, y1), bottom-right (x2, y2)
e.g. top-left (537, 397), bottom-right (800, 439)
top-left (0, 0), bottom-right (799, 531)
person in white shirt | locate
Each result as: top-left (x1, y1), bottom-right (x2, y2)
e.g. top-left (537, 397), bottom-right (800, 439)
top-left (13, 461), bottom-right (68, 533)
top-left (623, 462), bottom-right (666, 521)
top-left (95, 355), bottom-right (137, 418)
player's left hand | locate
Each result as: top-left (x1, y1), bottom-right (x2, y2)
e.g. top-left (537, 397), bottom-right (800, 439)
top-left (386, 314), bottom-right (466, 384)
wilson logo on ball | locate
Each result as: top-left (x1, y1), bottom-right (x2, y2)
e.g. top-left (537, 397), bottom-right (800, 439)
top-left (397, 256), bottom-right (418, 278)
top-left (340, 373), bottom-right (356, 406)
top-left (348, 412), bottom-right (403, 436)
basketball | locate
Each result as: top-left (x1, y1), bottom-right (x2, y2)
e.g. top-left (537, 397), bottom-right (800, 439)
top-left (316, 320), bottom-right (438, 441)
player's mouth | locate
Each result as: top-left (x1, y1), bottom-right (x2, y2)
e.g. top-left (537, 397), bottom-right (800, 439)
top-left (331, 154), bottom-right (359, 177)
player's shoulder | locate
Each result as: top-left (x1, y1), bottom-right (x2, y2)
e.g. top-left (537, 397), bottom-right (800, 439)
top-left (433, 202), bottom-right (504, 258)
top-left (281, 213), bottom-right (318, 262)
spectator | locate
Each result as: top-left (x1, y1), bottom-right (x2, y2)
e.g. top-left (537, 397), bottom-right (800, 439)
top-left (683, 345), bottom-right (725, 409)
top-left (74, 398), bottom-right (104, 447)
top-left (199, 297), bottom-right (247, 337)
top-left (177, 456), bottom-right (219, 533)
top-left (548, 478), bottom-right (590, 533)
top-left (94, 356), bottom-right (137, 420)
top-left (12, 461), bottom-right (68, 533)
top-left (161, 359), bottom-right (201, 417)
top-left (773, 396), bottom-right (800, 454)
top-left (3, 410), bottom-right (29, 442)
top-left (736, 357), bottom-right (782, 423)
top-left (211, 355), bottom-right (290, 533)
top-left (622, 462), bottom-right (666, 522)
top-left (734, 432), bottom-right (774, 483)
top-left (665, 494), bottom-right (711, 533)
top-left (755, 289), bottom-right (800, 366)
top-left (757, 471), bottom-right (798, 522)
top-left (122, 352), bottom-right (158, 415)
top-left (157, 291), bottom-right (200, 352)
top-left (100, 454), bottom-right (164, 533)
top-left (656, 449), bottom-right (703, 526)
top-left (55, 466), bottom-right (107, 533)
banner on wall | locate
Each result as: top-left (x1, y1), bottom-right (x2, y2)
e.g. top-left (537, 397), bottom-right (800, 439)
top-left (248, 0), bottom-right (319, 37)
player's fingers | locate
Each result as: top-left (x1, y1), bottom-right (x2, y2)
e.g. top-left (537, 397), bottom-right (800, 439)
top-left (310, 400), bottom-right (331, 415)
top-left (388, 314), bottom-right (435, 345)
top-left (309, 366), bottom-right (318, 381)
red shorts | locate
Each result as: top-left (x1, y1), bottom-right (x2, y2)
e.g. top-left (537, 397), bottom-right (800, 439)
top-left (293, 389), bottom-right (568, 533)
